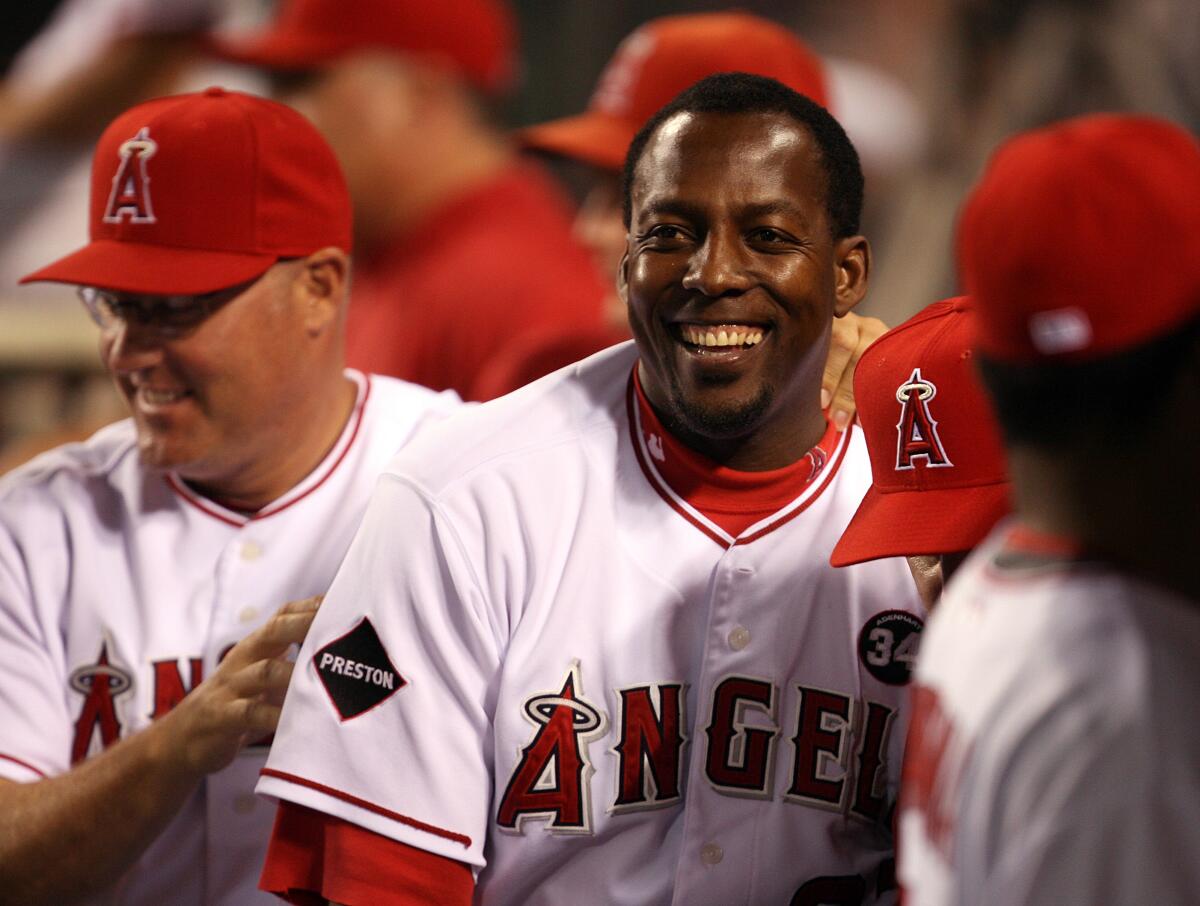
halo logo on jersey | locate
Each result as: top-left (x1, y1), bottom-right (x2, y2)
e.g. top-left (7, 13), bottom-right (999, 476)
top-left (859, 610), bottom-right (924, 685)
top-left (895, 367), bottom-right (952, 470)
top-left (314, 617), bottom-right (406, 721)
top-left (69, 642), bottom-right (133, 764)
top-left (496, 662), bottom-right (608, 834)
top-left (103, 127), bottom-right (157, 224)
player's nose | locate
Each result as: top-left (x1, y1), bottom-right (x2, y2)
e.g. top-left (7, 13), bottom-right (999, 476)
top-left (102, 319), bottom-right (167, 374)
top-left (681, 228), bottom-right (752, 298)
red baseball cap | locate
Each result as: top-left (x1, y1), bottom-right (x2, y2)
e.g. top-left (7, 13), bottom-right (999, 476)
top-left (21, 87), bottom-right (351, 296)
top-left (959, 114), bottom-right (1200, 364)
top-left (519, 12), bottom-right (829, 172)
top-left (212, 0), bottom-right (515, 96)
top-left (831, 297), bottom-right (1011, 567)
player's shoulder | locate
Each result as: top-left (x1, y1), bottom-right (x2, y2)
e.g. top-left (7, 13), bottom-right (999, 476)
top-left (0, 419), bottom-right (139, 507)
top-left (358, 371), bottom-right (461, 430)
top-left (383, 341), bottom-right (637, 496)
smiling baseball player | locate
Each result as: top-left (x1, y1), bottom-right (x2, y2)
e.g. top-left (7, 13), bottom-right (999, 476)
top-left (0, 88), bottom-right (457, 903)
top-left (257, 73), bottom-right (923, 906)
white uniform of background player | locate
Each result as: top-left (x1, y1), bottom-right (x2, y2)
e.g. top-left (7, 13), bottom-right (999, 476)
top-left (901, 527), bottom-right (1200, 905)
top-left (897, 115), bottom-right (1200, 906)
top-left (0, 371), bottom-right (455, 904)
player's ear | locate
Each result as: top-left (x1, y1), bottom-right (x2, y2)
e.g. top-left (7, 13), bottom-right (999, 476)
top-left (293, 247), bottom-right (349, 335)
top-left (617, 250), bottom-right (630, 306)
top-left (832, 235), bottom-right (870, 318)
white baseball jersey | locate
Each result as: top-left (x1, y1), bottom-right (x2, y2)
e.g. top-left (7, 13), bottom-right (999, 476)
top-left (259, 342), bottom-right (925, 906)
top-left (0, 370), bottom-right (458, 905)
top-left (899, 522), bottom-right (1200, 906)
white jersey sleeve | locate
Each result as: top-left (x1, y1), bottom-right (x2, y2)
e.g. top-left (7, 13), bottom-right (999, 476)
top-left (899, 523), bottom-right (1200, 906)
top-left (0, 487), bottom-right (74, 780)
top-left (260, 471), bottom-right (503, 866)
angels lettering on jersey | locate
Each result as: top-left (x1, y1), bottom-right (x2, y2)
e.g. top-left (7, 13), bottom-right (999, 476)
top-left (493, 659), bottom-right (904, 835)
top-left (69, 641), bottom-right (234, 763)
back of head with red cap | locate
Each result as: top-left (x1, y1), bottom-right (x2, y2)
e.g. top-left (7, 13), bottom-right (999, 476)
top-left (959, 114), bottom-right (1200, 365)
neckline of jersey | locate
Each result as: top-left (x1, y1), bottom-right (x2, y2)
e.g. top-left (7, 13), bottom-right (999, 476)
top-left (627, 367), bottom-right (849, 547)
top-left (165, 370), bottom-right (372, 527)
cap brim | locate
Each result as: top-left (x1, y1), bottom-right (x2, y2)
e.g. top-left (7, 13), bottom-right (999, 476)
top-left (21, 239), bottom-right (278, 295)
top-left (830, 481), bottom-right (1012, 567)
top-left (206, 31), bottom-right (350, 71)
top-left (518, 112), bottom-right (636, 172)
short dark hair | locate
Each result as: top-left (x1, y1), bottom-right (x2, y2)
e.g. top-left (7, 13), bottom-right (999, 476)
top-left (977, 313), bottom-right (1200, 449)
top-left (621, 72), bottom-right (864, 238)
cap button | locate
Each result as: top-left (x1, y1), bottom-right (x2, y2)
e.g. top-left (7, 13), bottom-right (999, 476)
top-left (204, 86), bottom-right (227, 97)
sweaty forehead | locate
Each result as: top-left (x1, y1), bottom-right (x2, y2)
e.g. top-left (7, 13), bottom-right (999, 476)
top-left (631, 110), bottom-right (824, 214)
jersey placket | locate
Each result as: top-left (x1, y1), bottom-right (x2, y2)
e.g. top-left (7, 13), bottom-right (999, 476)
top-left (672, 542), bottom-right (774, 906)
top-left (204, 523), bottom-right (279, 901)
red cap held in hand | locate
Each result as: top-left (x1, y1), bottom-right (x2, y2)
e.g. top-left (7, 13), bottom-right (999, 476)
top-left (213, 0), bottom-right (515, 95)
top-left (519, 12), bottom-right (829, 172)
top-left (958, 114), bottom-right (1200, 364)
top-left (22, 87), bottom-right (351, 295)
top-left (831, 298), bottom-right (1011, 567)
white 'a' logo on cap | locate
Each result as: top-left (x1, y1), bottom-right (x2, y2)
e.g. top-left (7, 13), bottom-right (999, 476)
top-left (895, 367), bottom-right (953, 470)
top-left (103, 127), bottom-right (157, 224)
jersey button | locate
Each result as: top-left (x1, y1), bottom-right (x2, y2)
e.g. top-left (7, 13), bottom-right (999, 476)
top-left (239, 606), bottom-right (258, 624)
top-left (727, 626), bottom-right (751, 650)
top-left (240, 541), bottom-right (262, 561)
top-left (700, 843), bottom-right (723, 866)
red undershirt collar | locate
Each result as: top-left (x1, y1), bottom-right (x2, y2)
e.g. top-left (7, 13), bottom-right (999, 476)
top-left (632, 367), bottom-right (841, 539)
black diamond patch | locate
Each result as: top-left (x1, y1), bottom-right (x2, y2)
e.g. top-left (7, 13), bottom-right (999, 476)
top-left (314, 617), bottom-right (406, 720)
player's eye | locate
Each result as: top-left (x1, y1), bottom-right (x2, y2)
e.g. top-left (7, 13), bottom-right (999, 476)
top-left (641, 224), bottom-right (689, 245)
top-left (750, 227), bottom-right (789, 244)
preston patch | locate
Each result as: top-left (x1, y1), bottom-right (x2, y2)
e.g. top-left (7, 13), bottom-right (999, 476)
top-left (315, 617), bottom-right (406, 720)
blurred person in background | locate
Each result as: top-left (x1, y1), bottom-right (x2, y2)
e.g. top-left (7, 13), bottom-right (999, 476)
top-left (872, 0), bottom-right (1200, 324)
top-left (901, 114), bottom-right (1200, 906)
top-left (213, 0), bottom-right (614, 402)
top-left (486, 10), bottom-right (888, 423)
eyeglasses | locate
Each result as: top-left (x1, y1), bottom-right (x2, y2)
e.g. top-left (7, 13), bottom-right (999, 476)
top-left (77, 278), bottom-right (258, 337)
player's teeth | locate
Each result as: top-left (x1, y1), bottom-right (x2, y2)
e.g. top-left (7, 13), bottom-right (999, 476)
top-left (682, 325), bottom-right (765, 347)
top-left (142, 388), bottom-right (185, 404)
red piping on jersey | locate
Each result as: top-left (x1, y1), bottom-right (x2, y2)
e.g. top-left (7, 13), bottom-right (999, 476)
top-left (625, 371), bottom-right (850, 547)
top-left (259, 767), bottom-right (472, 848)
top-left (0, 752), bottom-right (47, 778)
top-left (734, 429), bottom-right (850, 545)
top-left (166, 374), bottom-right (373, 527)
top-left (628, 387), bottom-right (729, 547)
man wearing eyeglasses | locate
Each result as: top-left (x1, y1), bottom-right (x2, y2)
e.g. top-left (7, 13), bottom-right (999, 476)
top-left (0, 88), bottom-right (458, 903)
